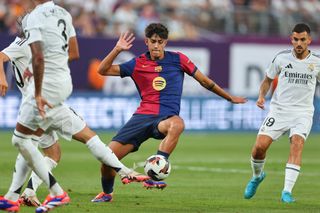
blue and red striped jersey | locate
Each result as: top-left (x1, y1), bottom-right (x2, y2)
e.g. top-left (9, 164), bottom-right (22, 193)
top-left (120, 51), bottom-right (197, 116)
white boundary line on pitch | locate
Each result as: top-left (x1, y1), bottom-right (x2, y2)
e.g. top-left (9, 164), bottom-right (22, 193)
top-left (134, 162), bottom-right (320, 177)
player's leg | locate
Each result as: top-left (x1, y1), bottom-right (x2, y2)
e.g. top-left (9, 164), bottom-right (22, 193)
top-left (281, 116), bottom-right (311, 203)
top-left (92, 114), bottom-right (159, 202)
top-left (13, 124), bottom-right (64, 195)
top-left (7, 124), bottom-right (68, 213)
top-left (244, 134), bottom-right (272, 199)
top-left (92, 142), bottom-right (134, 202)
top-left (138, 115), bottom-right (184, 190)
top-left (281, 135), bottom-right (304, 203)
top-left (1, 99), bottom-right (67, 212)
top-left (51, 104), bottom-right (134, 178)
top-left (72, 126), bottom-right (136, 177)
top-left (157, 115), bottom-right (185, 158)
top-left (251, 135), bottom-right (273, 175)
top-left (3, 138), bottom-right (39, 203)
top-left (22, 132), bottom-right (60, 207)
top-left (0, 153), bottom-right (32, 212)
top-left (244, 113), bottom-right (288, 199)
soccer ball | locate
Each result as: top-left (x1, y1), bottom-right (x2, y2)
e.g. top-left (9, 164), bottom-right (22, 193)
top-left (144, 155), bottom-right (171, 181)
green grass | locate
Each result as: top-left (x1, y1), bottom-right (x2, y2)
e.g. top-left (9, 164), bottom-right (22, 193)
top-left (1, 131), bottom-right (320, 212)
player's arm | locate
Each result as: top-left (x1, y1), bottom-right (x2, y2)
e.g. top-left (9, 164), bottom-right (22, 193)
top-left (193, 69), bottom-right (247, 104)
top-left (30, 41), bottom-right (52, 118)
top-left (256, 75), bottom-right (273, 110)
top-left (30, 41), bottom-right (44, 97)
top-left (0, 52), bottom-right (9, 96)
top-left (68, 36), bottom-right (79, 62)
top-left (98, 32), bottom-right (135, 76)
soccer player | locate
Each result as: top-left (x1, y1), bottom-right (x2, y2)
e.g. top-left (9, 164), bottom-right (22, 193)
top-left (91, 23), bottom-right (247, 202)
top-left (0, 1), bottom-right (147, 212)
top-left (0, 13), bottom-right (63, 208)
top-left (244, 23), bottom-right (320, 203)
top-left (0, 10), bottom-right (80, 207)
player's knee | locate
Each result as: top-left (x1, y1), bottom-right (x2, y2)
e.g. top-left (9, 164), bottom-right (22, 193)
top-left (169, 119), bottom-right (185, 134)
top-left (252, 144), bottom-right (267, 158)
top-left (73, 126), bottom-right (96, 143)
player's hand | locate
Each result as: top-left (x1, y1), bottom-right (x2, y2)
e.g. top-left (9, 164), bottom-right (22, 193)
top-left (230, 96), bottom-right (247, 104)
top-left (256, 97), bottom-right (265, 110)
top-left (35, 95), bottom-right (53, 119)
top-left (115, 31), bottom-right (135, 51)
top-left (0, 79), bottom-right (8, 96)
top-left (23, 68), bottom-right (33, 82)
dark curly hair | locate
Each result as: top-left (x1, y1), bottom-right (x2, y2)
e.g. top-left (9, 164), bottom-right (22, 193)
top-left (145, 23), bottom-right (169, 39)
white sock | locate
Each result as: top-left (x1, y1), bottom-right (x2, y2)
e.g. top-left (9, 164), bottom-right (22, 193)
top-left (25, 157), bottom-right (58, 196)
top-left (12, 130), bottom-right (63, 196)
top-left (283, 163), bottom-right (300, 193)
top-left (86, 135), bottom-right (130, 174)
top-left (5, 154), bottom-right (32, 201)
top-left (251, 157), bottom-right (265, 178)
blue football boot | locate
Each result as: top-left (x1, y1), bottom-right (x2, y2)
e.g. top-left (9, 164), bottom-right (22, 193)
top-left (244, 172), bottom-right (266, 199)
top-left (281, 191), bottom-right (295, 203)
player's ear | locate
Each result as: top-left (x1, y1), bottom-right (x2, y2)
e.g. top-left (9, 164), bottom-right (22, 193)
top-left (290, 35), bottom-right (294, 44)
top-left (307, 35), bottom-right (312, 44)
top-left (163, 39), bottom-right (168, 47)
top-left (144, 38), bottom-right (148, 46)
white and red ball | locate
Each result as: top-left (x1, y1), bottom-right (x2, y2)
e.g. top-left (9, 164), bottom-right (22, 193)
top-left (144, 155), bottom-right (171, 181)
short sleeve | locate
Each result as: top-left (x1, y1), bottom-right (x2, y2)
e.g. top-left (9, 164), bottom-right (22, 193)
top-left (266, 56), bottom-right (281, 79)
top-left (25, 12), bottom-right (42, 44)
top-left (66, 13), bottom-right (76, 38)
top-left (177, 52), bottom-right (197, 76)
top-left (2, 38), bottom-right (27, 60)
top-left (119, 58), bottom-right (136, 78)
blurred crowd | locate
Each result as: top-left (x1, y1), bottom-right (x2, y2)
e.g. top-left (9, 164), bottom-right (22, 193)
top-left (1, 0), bottom-right (320, 40)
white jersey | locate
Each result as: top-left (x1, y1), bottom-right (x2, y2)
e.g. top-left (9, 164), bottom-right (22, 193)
top-left (267, 49), bottom-right (320, 114)
top-left (25, 1), bottom-right (76, 105)
top-left (2, 37), bottom-right (32, 96)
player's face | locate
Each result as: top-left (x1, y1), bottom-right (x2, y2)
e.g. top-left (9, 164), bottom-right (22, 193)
top-left (145, 34), bottom-right (167, 60)
top-left (291, 31), bottom-right (311, 58)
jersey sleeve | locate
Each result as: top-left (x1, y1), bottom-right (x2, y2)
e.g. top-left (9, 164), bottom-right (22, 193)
top-left (25, 12), bottom-right (43, 44)
top-left (66, 12), bottom-right (76, 38)
top-left (177, 52), bottom-right (197, 76)
top-left (266, 56), bottom-right (281, 79)
top-left (119, 58), bottom-right (136, 78)
top-left (2, 38), bottom-right (26, 60)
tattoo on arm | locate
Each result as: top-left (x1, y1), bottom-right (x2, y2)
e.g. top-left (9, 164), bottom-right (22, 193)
top-left (206, 82), bottom-right (215, 91)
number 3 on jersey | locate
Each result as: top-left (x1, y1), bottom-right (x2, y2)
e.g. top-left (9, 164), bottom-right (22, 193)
top-left (58, 19), bottom-right (68, 51)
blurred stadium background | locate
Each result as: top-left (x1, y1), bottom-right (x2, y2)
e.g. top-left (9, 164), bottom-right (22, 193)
top-left (1, 0), bottom-right (320, 131)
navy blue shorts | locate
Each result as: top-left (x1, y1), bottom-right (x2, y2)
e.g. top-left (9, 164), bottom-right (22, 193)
top-left (112, 114), bottom-right (171, 152)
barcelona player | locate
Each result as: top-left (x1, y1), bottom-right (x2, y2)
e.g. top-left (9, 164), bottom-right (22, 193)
top-left (91, 23), bottom-right (247, 202)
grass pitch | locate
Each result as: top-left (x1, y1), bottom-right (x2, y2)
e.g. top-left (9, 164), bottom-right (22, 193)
top-left (1, 131), bottom-right (320, 213)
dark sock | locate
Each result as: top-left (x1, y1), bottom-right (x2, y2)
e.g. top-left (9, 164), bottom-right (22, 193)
top-left (156, 150), bottom-right (170, 159)
top-left (101, 176), bottom-right (115, 194)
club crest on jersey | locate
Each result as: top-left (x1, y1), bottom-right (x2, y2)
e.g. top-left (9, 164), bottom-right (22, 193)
top-left (154, 66), bottom-right (162, 72)
top-left (152, 76), bottom-right (166, 91)
top-left (308, 64), bottom-right (314, 72)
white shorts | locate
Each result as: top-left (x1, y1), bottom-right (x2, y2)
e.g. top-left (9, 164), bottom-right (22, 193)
top-left (18, 96), bottom-right (86, 141)
top-left (258, 111), bottom-right (313, 141)
top-left (38, 131), bottom-right (59, 149)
